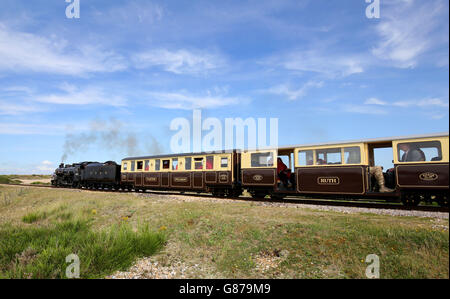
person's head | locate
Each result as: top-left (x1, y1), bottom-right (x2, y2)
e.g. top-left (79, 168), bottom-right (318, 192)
top-left (399, 144), bottom-right (410, 152)
top-left (277, 157), bottom-right (282, 163)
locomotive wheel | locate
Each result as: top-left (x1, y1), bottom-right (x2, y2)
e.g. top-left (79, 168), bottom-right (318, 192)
top-left (401, 193), bottom-right (420, 207)
top-left (251, 191), bottom-right (267, 199)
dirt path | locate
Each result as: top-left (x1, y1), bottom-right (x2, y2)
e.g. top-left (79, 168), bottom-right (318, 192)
top-left (19, 178), bottom-right (52, 184)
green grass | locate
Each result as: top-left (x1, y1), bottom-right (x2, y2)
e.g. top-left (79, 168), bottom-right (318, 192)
top-left (22, 212), bottom-right (48, 223)
top-left (0, 220), bottom-right (166, 279)
top-left (30, 181), bottom-right (51, 185)
top-left (0, 185), bottom-right (448, 278)
top-left (0, 175), bottom-right (21, 184)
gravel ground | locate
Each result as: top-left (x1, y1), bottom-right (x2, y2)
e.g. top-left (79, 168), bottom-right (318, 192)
top-left (136, 192), bottom-right (449, 219)
top-left (107, 258), bottom-right (195, 279)
top-left (107, 245), bottom-right (291, 279)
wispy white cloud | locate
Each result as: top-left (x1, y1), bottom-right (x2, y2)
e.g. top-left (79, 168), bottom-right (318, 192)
top-left (364, 97), bottom-right (388, 106)
top-left (132, 49), bottom-right (225, 75)
top-left (372, 0), bottom-right (448, 68)
top-left (92, 1), bottom-right (164, 25)
top-left (36, 160), bottom-right (54, 172)
top-left (0, 122), bottom-right (65, 135)
top-left (342, 105), bottom-right (388, 115)
top-left (264, 80), bottom-right (324, 100)
top-left (0, 160), bottom-right (55, 174)
top-left (0, 102), bottom-right (44, 115)
top-left (34, 84), bottom-right (127, 106)
top-left (146, 90), bottom-right (246, 110)
top-left (361, 96), bottom-right (449, 119)
top-left (0, 23), bottom-right (127, 76)
top-left (364, 96), bottom-right (449, 108)
top-left (265, 49), bottom-right (365, 77)
top-left (0, 86), bottom-right (43, 115)
top-left (392, 98), bottom-right (449, 108)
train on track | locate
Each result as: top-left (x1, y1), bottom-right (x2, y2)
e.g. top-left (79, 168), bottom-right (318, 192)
top-left (52, 133), bottom-right (449, 207)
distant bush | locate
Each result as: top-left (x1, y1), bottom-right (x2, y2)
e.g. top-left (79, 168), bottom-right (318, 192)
top-left (0, 176), bottom-right (12, 184)
top-left (0, 220), bottom-right (166, 278)
top-left (0, 176), bottom-right (21, 184)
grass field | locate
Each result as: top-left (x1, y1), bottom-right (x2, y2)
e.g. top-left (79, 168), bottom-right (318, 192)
top-left (0, 175), bottom-right (22, 184)
top-left (0, 185), bottom-right (448, 279)
top-left (0, 175), bottom-right (51, 185)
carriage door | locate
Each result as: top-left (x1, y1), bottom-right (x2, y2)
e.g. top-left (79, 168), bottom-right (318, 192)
top-left (135, 161), bottom-right (143, 187)
top-left (295, 145), bottom-right (366, 195)
top-left (367, 141), bottom-right (395, 192)
top-left (241, 150), bottom-right (277, 188)
top-left (193, 157), bottom-right (204, 189)
top-left (161, 159), bottom-right (170, 187)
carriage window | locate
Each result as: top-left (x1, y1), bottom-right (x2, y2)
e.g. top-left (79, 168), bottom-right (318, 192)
top-left (298, 150), bottom-right (314, 166)
top-left (185, 157), bottom-right (192, 170)
top-left (221, 157), bottom-right (228, 168)
top-left (316, 148), bottom-right (342, 165)
top-left (344, 147), bottom-right (361, 164)
top-left (123, 163), bottom-right (128, 171)
top-left (194, 158), bottom-right (203, 169)
top-left (206, 156), bottom-right (214, 169)
top-left (155, 159), bottom-right (160, 171)
top-left (397, 141), bottom-right (442, 162)
top-left (172, 158), bottom-right (179, 170)
top-left (131, 161), bottom-right (135, 171)
top-left (144, 160), bottom-right (150, 171)
top-left (163, 160), bottom-right (170, 169)
top-left (137, 161), bottom-right (143, 170)
top-left (251, 152), bottom-right (274, 167)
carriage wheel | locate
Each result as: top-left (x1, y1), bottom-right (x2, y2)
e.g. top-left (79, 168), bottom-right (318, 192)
top-left (439, 194), bottom-right (449, 207)
top-left (270, 193), bottom-right (285, 201)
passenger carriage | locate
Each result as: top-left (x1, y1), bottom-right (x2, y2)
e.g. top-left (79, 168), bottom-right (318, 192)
top-left (53, 133), bottom-right (448, 207)
top-left (120, 150), bottom-right (243, 197)
top-left (241, 133), bottom-right (449, 206)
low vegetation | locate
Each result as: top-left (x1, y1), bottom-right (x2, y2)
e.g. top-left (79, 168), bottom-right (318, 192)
top-left (0, 175), bottom-right (22, 184)
top-left (0, 175), bottom-right (52, 185)
top-left (0, 221), bottom-right (165, 278)
top-left (0, 185), bottom-right (448, 279)
top-left (30, 181), bottom-right (51, 185)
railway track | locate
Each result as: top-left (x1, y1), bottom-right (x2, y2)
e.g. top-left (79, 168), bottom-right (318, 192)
top-left (1, 183), bottom-right (448, 213)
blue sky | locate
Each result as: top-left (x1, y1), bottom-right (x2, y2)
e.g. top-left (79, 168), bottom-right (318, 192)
top-left (0, 0), bottom-right (448, 174)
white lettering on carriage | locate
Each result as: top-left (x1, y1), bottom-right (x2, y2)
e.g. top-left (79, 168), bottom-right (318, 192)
top-left (317, 177), bottom-right (340, 185)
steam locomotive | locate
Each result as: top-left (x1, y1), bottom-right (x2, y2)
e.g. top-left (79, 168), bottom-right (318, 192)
top-left (51, 161), bottom-right (121, 189)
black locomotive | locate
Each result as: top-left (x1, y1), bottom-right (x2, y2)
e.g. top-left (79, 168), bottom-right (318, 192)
top-left (51, 161), bottom-right (121, 189)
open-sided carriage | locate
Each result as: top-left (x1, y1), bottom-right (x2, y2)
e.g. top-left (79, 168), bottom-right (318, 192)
top-left (241, 133), bottom-right (448, 206)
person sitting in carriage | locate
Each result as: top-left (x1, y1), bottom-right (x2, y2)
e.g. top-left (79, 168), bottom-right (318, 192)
top-left (277, 158), bottom-right (293, 189)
